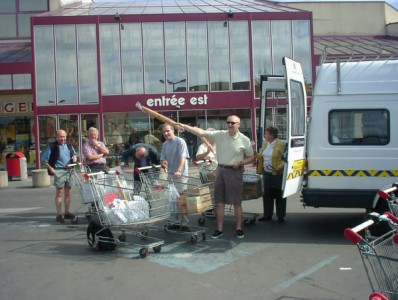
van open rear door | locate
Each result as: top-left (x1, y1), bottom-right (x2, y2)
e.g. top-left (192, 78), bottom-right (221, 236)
top-left (260, 57), bottom-right (307, 198)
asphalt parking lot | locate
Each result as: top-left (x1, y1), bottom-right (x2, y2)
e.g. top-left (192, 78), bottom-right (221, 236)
top-left (0, 176), bottom-right (372, 300)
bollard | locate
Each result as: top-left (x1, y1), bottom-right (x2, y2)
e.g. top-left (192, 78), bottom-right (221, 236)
top-left (0, 171), bottom-right (8, 189)
top-left (32, 169), bottom-right (51, 188)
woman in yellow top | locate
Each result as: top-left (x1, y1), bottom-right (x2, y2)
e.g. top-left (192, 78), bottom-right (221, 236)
top-left (256, 127), bottom-right (286, 223)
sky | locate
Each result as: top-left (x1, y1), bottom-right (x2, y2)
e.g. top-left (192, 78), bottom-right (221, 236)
top-left (93, 0), bottom-right (398, 9)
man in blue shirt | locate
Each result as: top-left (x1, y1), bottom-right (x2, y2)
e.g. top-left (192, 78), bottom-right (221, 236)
top-left (41, 129), bottom-right (77, 223)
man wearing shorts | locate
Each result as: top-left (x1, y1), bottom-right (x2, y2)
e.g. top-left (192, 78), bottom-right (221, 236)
top-left (41, 129), bottom-right (78, 223)
top-left (178, 115), bottom-right (254, 239)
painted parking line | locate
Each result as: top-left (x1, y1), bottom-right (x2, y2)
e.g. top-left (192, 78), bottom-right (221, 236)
top-left (127, 240), bottom-right (273, 274)
top-left (0, 207), bottom-right (42, 214)
top-left (270, 254), bottom-right (339, 294)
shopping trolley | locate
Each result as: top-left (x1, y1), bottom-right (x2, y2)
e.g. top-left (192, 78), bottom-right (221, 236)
top-left (378, 183), bottom-right (398, 216)
top-left (344, 212), bottom-right (398, 300)
top-left (193, 160), bottom-right (259, 226)
top-left (66, 162), bottom-right (94, 224)
top-left (137, 165), bottom-right (209, 244)
top-left (85, 169), bottom-right (169, 258)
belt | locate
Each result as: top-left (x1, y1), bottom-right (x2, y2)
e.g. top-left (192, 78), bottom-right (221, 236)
top-left (218, 164), bottom-right (239, 169)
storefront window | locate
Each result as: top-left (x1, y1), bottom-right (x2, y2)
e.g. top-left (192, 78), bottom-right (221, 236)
top-left (187, 22), bottom-right (208, 92)
top-left (121, 23), bottom-right (143, 95)
top-left (38, 115), bottom-right (57, 153)
top-left (77, 25), bottom-right (99, 103)
top-left (0, 116), bottom-right (34, 165)
top-left (0, 75), bottom-right (12, 90)
top-left (252, 20), bottom-right (271, 98)
top-left (164, 22), bottom-right (187, 93)
top-left (271, 20), bottom-right (292, 75)
top-left (100, 24), bottom-right (122, 95)
top-left (143, 22), bottom-right (165, 94)
top-left (34, 26), bottom-right (56, 106)
top-left (55, 25), bottom-right (78, 105)
top-left (59, 115), bottom-right (79, 152)
top-left (208, 22), bottom-right (230, 91)
top-left (292, 20), bottom-right (312, 96)
top-left (230, 21), bottom-right (250, 90)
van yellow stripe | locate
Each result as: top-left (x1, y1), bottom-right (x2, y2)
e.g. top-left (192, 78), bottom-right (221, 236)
top-left (308, 170), bottom-right (398, 177)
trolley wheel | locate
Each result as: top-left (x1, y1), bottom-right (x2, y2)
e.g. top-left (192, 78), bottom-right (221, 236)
top-left (243, 218), bottom-right (251, 226)
top-left (202, 232), bottom-right (206, 241)
top-left (153, 245), bottom-right (162, 253)
top-left (250, 217), bottom-right (257, 225)
top-left (91, 242), bottom-right (100, 252)
top-left (87, 225), bottom-right (95, 247)
top-left (139, 248), bottom-right (148, 258)
top-left (118, 234), bottom-right (126, 242)
top-left (191, 235), bottom-right (198, 244)
top-left (71, 217), bottom-right (79, 224)
top-left (198, 217), bottom-right (206, 226)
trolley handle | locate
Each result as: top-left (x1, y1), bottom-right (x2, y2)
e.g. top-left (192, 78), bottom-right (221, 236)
top-left (344, 212), bottom-right (398, 244)
top-left (135, 165), bottom-right (163, 173)
top-left (193, 159), bottom-right (213, 166)
top-left (83, 169), bottom-right (121, 179)
top-left (65, 162), bottom-right (84, 169)
top-left (378, 185), bottom-right (398, 200)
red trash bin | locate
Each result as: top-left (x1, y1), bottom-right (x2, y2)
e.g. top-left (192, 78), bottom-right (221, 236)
top-left (6, 151), bottom-right (27, 180)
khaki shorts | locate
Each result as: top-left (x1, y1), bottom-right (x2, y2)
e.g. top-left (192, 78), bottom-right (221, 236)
top-left (214, 167), bottom-right (243, 205)
top-left (53, 169), bottom-right (74, 188)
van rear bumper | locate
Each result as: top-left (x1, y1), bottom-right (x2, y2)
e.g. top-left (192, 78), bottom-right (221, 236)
top-left (301, 188), bottom-right (378, 209)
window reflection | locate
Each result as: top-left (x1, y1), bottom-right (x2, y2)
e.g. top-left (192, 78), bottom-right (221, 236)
top-left (208, 22), bottom-right (230, 91)
top-left (164, 22), bottom-right (187, 93)
top-left (100, 24), bottom-right (122, 95)
top-left (34, 26), bottom-right (56, 106)
top-left (77, 25), bottom-right (99, 103)
top-left (143, 23), bottom-right (165, 94)
top-left (187, 22), bottom-right (208, 92)
top-left (55, 25), bottom-right (78, 105)
top-left (271, 20), bottom-right (292, 75)
top-left (252, 20), bottom-right (271, 98)
top-left (121, 23), bottom-right (143, 94)
top-left (230, 21), bottom-right (250, 90)
top-left (292, 20), bottom-right (312, 96)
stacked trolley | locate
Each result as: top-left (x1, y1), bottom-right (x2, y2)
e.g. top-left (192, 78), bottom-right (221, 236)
top-left (378, 184), bottom-right (398, 217)
top-left (85, 169), bottom-right (170, 258)
top-left (194, 159), bottom-right (259, 226)
top-left (137, 165), bottom-right (209, 243)
top-left (344, 212), bottom-right (398, 300)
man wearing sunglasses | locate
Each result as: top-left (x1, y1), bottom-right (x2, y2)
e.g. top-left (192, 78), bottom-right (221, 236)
top-left (177, 115), bottom-right (254, 239)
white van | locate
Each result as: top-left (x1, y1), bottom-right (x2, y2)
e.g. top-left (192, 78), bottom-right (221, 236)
top-left (259, 57), bottom-right (398, 215)
top-left (301, 58), bottom-right (398, 213)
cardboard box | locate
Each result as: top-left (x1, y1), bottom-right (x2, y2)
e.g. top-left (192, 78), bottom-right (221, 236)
top-left (186, 196), bottom-right (212, 213)
top-left (178, 187), bottom-right (213, 213)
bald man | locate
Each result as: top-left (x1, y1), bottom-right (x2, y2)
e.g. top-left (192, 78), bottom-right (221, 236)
top-left (120, 143), bottom-right (160, 181)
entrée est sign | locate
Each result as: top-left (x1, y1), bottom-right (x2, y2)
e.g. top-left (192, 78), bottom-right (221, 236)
top-left (146, 94), bottom-right (208, 108)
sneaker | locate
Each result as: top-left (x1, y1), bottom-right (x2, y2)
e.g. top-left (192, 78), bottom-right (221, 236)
top-left (56, 215), bottom-right (65, 223)
top-left (64, 212), bottom-right (75, 220)
top-left (277, 218), bottom-right (284, 224)
top-left (236, 229), bottom-right (245, 239)
top-left (211, 230), bottom-right (224, 239)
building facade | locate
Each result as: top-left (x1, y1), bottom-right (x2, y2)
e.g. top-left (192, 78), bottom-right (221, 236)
top-left (28, 0), bottom-right (313, 167)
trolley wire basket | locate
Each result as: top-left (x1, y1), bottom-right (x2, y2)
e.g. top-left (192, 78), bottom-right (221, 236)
top-left (344, 212), bottom-right (398, 300)
top-left (84, 169), bottom-right (170, 258)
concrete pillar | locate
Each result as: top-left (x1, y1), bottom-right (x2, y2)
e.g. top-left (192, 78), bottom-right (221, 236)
top-left (0, 171), bottom-right (8, 189)
top-left (32, 169), bottom-right (51, 188)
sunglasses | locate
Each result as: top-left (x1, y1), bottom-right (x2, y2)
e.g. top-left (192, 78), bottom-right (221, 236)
top-left (226, 121), bottom-right (238, 125)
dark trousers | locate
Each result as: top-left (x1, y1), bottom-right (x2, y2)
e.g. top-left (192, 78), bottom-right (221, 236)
top-left (262, 172), bottom-right (286, 219)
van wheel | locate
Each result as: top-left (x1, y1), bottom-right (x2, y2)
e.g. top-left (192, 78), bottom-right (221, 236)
top-left (368, 200), bottom-right (391, 237)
